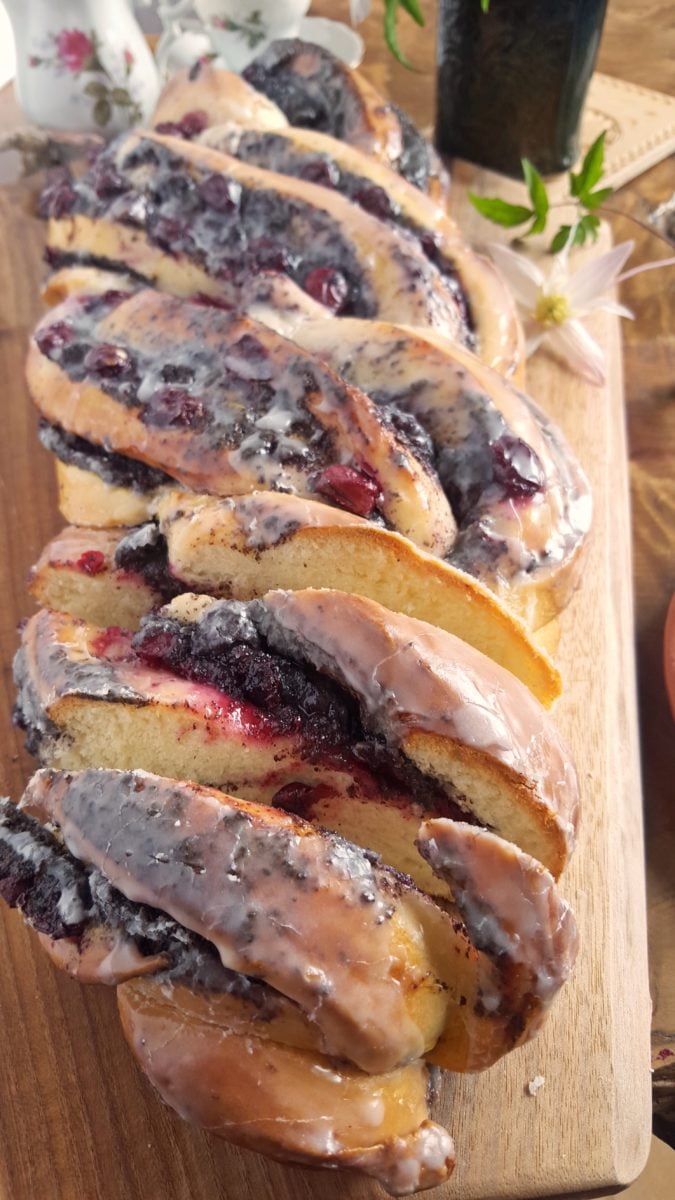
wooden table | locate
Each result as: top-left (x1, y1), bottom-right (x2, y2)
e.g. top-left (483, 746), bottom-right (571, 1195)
top-left (0, 0), bottom-right (671, 1192)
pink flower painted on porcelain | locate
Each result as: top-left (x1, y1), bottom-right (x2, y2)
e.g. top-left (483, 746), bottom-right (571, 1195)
top-left (56, 29), bottom-right (94, 73)
top-left (124, 48), bottom-right (134, 68)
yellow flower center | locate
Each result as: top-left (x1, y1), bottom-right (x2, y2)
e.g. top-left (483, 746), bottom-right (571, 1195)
top-left (534, 292), bottom-right (571, 327)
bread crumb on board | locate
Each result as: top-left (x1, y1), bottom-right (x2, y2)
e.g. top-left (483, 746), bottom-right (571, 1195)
top-left (526, 1075), bottom-right (546, 1097)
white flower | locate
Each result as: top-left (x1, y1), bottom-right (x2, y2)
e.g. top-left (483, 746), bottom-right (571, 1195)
top-left (489, 236), bottom-right (675, 386)
top-left (349, 1), bottom-right (371, 25)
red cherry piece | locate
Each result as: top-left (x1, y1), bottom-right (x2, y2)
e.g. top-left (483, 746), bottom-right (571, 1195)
top-left (93, 167), bottom-right (128, 200)
top-left (142, 388), bottom-right (207, 430)
top-left (84, 343), bottom-right (133, 378)
top-left (198, 173), bottom-right (241, 213)
top-left (491, 435), bottom-right (545, 500)
top-left (134, 629), bottom-right (177, 668)
top-left (155, 121), bottom-right (184, 136)
top-left (302, 266), bottom-right (349, 313)
top-left (314, 464), bottom-right (382, 517)
top-left (299, 159), bottom-right (339, 188)
top-left (76, 550), bottom-right (107, 576)
top-left (179, 110), bottom-right (209, 138)
top-left (35, 321), bottom-right (74, 357)
top-left (354, 185), bottom-right (393, 221)
top-left (39, 171), bottom-right (77, 219)
top-left (90, 626), bottom-right (132, 661)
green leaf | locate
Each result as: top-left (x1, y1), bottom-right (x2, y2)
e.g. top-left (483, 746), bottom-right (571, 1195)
top-left (549, 225), bottom-right (574, 254)
top-left (570, 130), bottom-right (607, 199)
top-left (579, 213), bottom-right (601, 241)
top-left (111, 88), bottom-right (132, 105)
top-left (468, 193), bottom-right (534, 227)
top-left (582, 185), bottom-right (613, 209)
top-left (83, 80), bottom-right (107, 98)
top-left (481, 0), bottom-right (491, 10)
top-left (399, 0), bottom-right (425, 25)
top-left (549, 214), bottom-right (601, 253)
top-left (521, 158), bottom-right (550, 234)
top-left (93, 97), bottom-right (112, 127)
top-left (384, 0), bottom-right (424, 68)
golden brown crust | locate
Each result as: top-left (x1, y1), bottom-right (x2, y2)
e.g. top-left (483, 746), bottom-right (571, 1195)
top-left (118, 977), bottom-right (455, 1194)
top-left (151, 65), bottom-right (288, 132)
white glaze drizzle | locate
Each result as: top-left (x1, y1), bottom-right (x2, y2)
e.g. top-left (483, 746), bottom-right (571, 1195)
top-left (25, 768), bottom-right (440, 1075)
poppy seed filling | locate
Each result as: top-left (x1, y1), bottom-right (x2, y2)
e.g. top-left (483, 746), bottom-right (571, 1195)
top-left (0, 798), bottom-right (277, 1001)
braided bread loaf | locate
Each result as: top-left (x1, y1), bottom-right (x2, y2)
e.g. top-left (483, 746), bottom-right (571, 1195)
top-left (10, 39), bottom-right (588, 1191)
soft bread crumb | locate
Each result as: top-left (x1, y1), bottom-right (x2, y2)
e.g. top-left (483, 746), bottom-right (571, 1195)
top-left (526, 1075), bottom-right (545, 1097)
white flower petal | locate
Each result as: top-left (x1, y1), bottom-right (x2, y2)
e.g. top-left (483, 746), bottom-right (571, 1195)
top-left (545, 250), bottom-right (573, 296)
top-left (585, 298), bottom-right (635, 319)
top-left (549, 319), bottom-right (607, 386)
top-left (487, 243), bottom-right (543, 308)
top-left (567, 240), bottom-right (634, 310)
top-left (616, 254), bottom-right (675, 283)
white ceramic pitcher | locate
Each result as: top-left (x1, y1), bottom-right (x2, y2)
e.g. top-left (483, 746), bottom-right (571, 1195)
top-left (5, 0), bottom-right (160, 133)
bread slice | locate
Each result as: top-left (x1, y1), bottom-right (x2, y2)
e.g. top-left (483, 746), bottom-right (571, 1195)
top-left (29, 524), bottom-right (163, 630)
top-left (417, 819), bottom-right (578, 1068)
top-left (17, 766), bottom-right (576, 1074)
top-left (15, 592), bottom-right (578, 877)
top-left (240, 39), bottom-right (449, 201)
top-left (152, 64), bottom-right (288, 134)
top-left (53, 458), bottom-right (167, 527)
top-left (43, 129), bottom-right (467, 341)
top-left (199, 121), bottom-right (523, 380)
top-left (30, 495), bottom-right (561, 706)
top-left (255, 590), bottom-right (579, 877)
top-left (292, 319), bottom-right (592, 629)
top-left (28, 288), bottom-right (455, 557)
top-left (21, 766), bottom-right (457, 1074)
top-left (118, 977), bottom-right (455, 1194)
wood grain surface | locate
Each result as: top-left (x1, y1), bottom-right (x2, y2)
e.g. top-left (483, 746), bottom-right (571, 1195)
top-left (0, 0), bottom-right (669, 1196)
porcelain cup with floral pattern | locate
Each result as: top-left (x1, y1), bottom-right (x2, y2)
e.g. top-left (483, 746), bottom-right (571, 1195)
top-left (196, 0), bottom-right (310, 71)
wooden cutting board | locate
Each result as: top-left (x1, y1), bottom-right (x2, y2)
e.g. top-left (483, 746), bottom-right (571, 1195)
top-left (0, 139), bottom-right (652, 1200)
